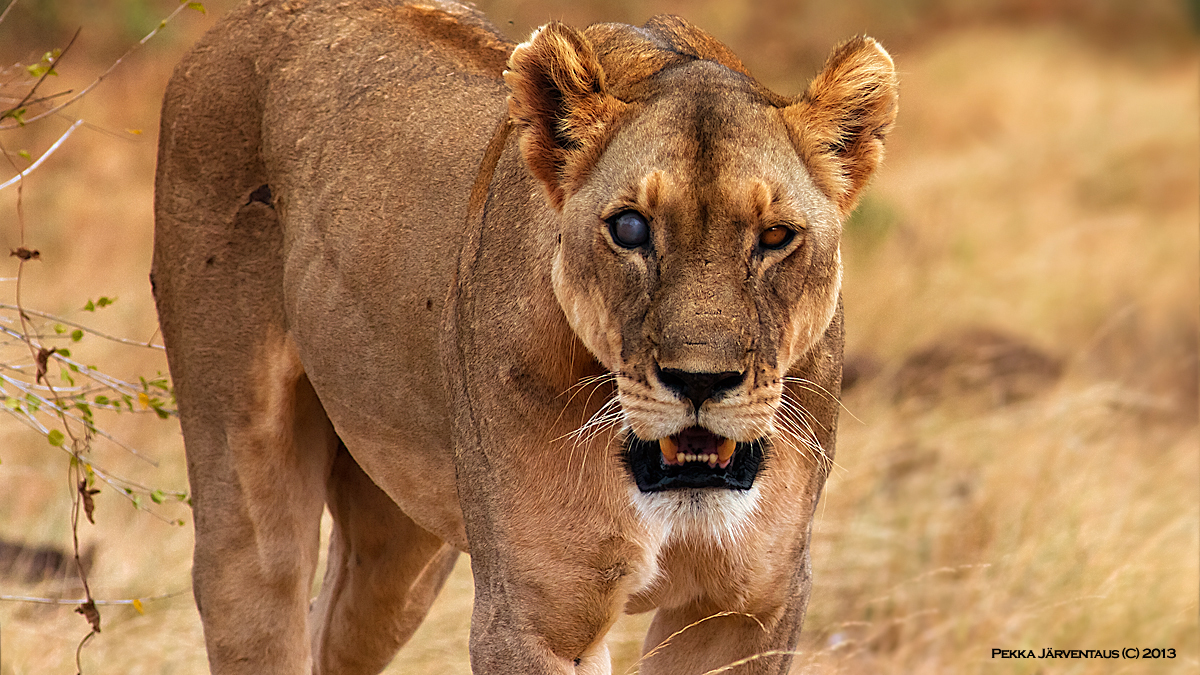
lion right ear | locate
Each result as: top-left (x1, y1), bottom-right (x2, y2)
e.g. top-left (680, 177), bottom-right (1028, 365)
top-left (505, 23), bottom-right (628, 210)
top-left (782, 37), bottom-right (898, 216)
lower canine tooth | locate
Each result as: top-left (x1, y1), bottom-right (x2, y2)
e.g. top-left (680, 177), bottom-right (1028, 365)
top-left (717, 438), bottom-right (736, 465)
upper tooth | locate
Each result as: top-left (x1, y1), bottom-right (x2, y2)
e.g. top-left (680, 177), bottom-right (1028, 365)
top-left (659, 437), bottom-right (679, 463)
top-left (717, 438), bottom-right (736, 464)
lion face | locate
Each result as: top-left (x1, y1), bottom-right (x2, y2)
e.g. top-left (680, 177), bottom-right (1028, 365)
top-left (554, 62), bottom-right (843, 478)
top-left (507, 20), bottom-right (896, 510)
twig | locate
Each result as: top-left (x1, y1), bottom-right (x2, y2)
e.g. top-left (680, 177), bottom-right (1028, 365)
top-left (0, 2), bottom-right (197, 129)
top-left (0, 89), bottom-right (72, 108)
top-left (0, 325), bottom-right (172, 402)
top-left (0, 409), bottom-right (183, 506)
top-left (0, 119), bottom-right (83, 191)
top-left (0, 373), bottom-right (160, 465)
top-left (0, 0), bottom-right (19, 27)
top-left (0, 301), bottom-right (164, 348)
top-left (2, 28), bottom-right (79, 121)
top-left (1, 397), bottom-right (51, 434)
top-left (0, 588), bottom-right (190, 605)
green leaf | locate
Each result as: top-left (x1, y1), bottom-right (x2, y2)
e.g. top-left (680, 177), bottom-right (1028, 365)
top-left (94, 395), bottom-right (109, 406)
top-left (56, 348), bottom-right (70, 358)
top-left (83, 300), bottom-right (95, 312)
top-left (47, 429), bottom-right (64, 446)
top-left (96, 296), bottom-right (115, 308)
top-left (17, 149), bottom-right (30, 160)
top-left (30, 65), bottom-right (56, 77)
top-left (3, 108), bottom-right (27, 126)
top-left (132, 495), bottom-right (142, 509)
top-left (150, 489), bottom-right (165, 504)
top-left (154, 407), bottom-right (170, 420)
top-left (185, 1), bottom-right (207, 14)
top-left (54, 324), bottom-right (66, 334)
top-left (60, 368), bottom-right (74, 386)
top-left (26, 50), bottom-right (62, 77)
top-left (70, 329), bottom-right (83, 342)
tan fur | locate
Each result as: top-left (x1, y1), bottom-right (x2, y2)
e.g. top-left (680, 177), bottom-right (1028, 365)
top-left (153, 1), bottom-right (896, 673)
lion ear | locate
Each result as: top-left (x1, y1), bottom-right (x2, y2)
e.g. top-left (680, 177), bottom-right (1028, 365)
top-left (782, 36), bottom-right (898, 215)
top-left (505, 22), bottom-right (628, 210)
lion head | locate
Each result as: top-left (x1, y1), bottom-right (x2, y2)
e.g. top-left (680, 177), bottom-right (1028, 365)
top-left (504, 17), bottom-right (897, 530)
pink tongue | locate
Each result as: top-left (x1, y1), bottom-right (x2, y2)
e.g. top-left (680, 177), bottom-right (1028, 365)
top-left (677, 427), bottom-right (719, 454)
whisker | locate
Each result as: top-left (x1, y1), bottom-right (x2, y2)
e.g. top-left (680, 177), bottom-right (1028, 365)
top-left (548, 372), bottom-right (617, 443)
top-left (773, 393), bottom-right (845, 474)
top-left (778, 387), bottom-right (831, 435)
top-left (556, 386), bottom-right (623, 490)
top-left (783, 375), bottom-right (864, 425)
top-left (558, 394), bottom-right (622, 444)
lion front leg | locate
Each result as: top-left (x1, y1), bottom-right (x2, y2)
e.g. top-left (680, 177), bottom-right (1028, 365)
top-left (633, 518), bottom-right (817, 675)
top-left (639, 594), bottom-right (809, 675)
top-left (452, 426), bottom-right (655, 675)
top-left (466, 557), bottom-right (632, 675)
top-left (463, 505), bottom-right (652, 675)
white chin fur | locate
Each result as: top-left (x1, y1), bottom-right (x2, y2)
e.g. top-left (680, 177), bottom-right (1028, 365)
top-left (629, 483), bottom-right (761, 550)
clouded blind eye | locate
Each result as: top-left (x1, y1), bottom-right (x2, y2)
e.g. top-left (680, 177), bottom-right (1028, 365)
top-left (608, 211), bottom-right (650, 248)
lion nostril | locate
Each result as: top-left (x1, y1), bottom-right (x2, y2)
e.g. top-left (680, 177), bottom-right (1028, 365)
top-left (657, 368), bottom-right (746, 410)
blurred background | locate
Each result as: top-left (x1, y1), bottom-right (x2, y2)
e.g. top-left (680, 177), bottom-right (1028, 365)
top-left (1, 0), bottom-right (1196, 672)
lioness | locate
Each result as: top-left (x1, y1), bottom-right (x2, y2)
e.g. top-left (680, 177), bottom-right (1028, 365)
top-left (152, 0), bottom-right (896, 673)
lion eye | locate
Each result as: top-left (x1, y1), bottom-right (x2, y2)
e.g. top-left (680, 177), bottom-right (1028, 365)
top-left (758, 225), bottom-right (794, 250)
top-left (608, 211), bottom-right (650, 248)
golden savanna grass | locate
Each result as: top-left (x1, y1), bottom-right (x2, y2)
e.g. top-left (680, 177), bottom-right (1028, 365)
top-left (0, 1), bottom-right (1195, 673)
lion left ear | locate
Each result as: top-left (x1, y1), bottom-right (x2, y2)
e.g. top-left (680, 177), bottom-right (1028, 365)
top-left (783, 37), bottom-right (898, 215)
top-left (505, 22), bottom-right (628, 210)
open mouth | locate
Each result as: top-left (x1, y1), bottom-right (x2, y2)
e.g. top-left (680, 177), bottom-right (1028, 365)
top-left (625, 427), bottom-right (765, 492)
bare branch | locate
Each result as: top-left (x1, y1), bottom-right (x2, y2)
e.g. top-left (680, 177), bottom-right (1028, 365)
top-left (0, 119), bottom-right (83, 190)
top-left (0, 2), bottom-right (197, 129)
top-left (0, 588), bottom-right (190, 606)
top-left (0, 374), bottom-right (161, 466)
top-left (2, 28), bottom-right (80, 120)
top-left (0, 0), bottom-right (19, 28)
top-left (0, 302), bottom-right (164, 348)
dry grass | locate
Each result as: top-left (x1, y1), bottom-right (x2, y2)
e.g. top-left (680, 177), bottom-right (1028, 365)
top-left (0, 2), bottom-right (1196, 674)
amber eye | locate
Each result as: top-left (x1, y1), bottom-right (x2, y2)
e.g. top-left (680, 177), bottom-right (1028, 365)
top-left (759, 225), bottom-right (795, 250)
top-left (608, 211), bottom-right (650, 248)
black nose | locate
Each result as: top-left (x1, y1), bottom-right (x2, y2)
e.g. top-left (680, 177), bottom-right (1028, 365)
top-left (657, 368), bottom-right (746, 411)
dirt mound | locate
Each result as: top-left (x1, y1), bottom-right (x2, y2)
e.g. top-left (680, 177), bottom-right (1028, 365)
top-left (0, 538), bottom-right (94, 584)
top-left (894, 327), bottom-right (1064, 407)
